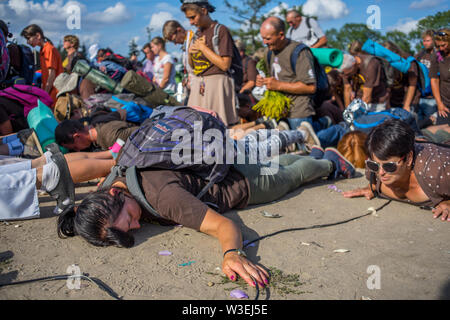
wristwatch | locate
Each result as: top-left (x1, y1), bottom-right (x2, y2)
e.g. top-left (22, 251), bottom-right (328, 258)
top-left (223, 249), bottom-right (247, 258)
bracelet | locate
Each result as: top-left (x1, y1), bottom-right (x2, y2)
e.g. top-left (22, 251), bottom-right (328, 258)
top-left (223, 249), bottom-right (247, 258)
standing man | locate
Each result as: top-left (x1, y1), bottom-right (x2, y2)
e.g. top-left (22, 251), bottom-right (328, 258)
top-left (180, 0), bottom-right (239, 126)
top-left (285, 10), bottom-right (327, 48)
top-left (415, 30), bottom-right (438, 123)
top-left (256, 16), bottom-right (325, 133)
top-left (141, 43), bottom-right (155, 82)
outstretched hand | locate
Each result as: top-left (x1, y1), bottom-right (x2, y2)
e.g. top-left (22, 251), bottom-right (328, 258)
top-left (343, 186), bottom-right (375, 200)
top-left (222, 253), bottom-right (270, 289)
top-left (432, 200), bottom-right (450, 222)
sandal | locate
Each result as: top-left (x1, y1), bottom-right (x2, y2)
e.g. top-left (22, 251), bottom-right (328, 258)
top-left (45, 143), bottom-right (75, 214)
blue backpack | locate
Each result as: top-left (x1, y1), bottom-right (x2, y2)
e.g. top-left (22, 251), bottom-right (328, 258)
top-left (267, 42), bottom-right (330, 108)
top-left (353, 108), bottom-right (421, 135)
top-left (406, 56), bottom-right (432, 97)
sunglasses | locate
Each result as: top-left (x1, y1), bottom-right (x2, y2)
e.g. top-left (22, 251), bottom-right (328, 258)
top-left (365, 157), bottom-right (405, 173)
top-left (434, 30), bottom-right (448, 37)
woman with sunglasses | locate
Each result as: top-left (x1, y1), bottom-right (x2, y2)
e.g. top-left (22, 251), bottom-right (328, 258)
top-left (343, 119), bottom-right (450, 222)
top-left (430, 29), bottom-right (450, 122)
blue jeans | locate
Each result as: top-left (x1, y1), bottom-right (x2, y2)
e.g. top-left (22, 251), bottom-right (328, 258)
top-left (287, 116), bottom-right (328, 133)
top-left (413, 98), bottom-right (437, 124)
top-left (317, 123), bottom-right (349, 148)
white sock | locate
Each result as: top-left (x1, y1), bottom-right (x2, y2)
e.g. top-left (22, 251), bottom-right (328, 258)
top-left (41, 161), bottom-right (60, 193)
top-left (44, 151), bottom-right (53, 164)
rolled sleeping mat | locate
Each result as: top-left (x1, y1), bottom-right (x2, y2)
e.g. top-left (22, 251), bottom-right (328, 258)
top-left (311, 48), bottom-right (344, 68)
top-left (72, 60), bottom-right (123, 94)
top-left (27, 100), bottom-right (68, 153)
top-left (361, 39), bottom-right (411, 74)
top-left (120, 70), bottom-right (181, 107)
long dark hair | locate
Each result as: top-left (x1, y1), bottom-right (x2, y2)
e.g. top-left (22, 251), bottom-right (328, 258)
top-left (21, 24), bottom-right (53, 45)
top-left (57, 187), bottom-right (135, 248)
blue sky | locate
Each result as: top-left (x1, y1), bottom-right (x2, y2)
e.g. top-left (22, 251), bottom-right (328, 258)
top-left (1, 0), bottom-right (448, 58)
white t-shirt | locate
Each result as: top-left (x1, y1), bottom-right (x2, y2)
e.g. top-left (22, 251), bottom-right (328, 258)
top-left (153, 53), bottom-right (176, 92)
top-left (287, 17), bottom-right (325, 47)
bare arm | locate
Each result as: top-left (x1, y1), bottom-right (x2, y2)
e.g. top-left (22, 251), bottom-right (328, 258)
top-left (256, 75), bottom-right (316, 95)
top-left (431, 78), bottom-right (449, 117)
top-left (403, 85), bottom-right (416, 112)
top-left (311, 36), bottom-right (328, 49)
top-left (44, 68), bottom-right (56, 93)
top-left (239, 80), bottom-right (256, 94)
top-left (199, 208), bottom-right (269, 288)
top-left (160, 62), bottom-right (173, 89)
top-left (362, 87), bottom-right (373, 104)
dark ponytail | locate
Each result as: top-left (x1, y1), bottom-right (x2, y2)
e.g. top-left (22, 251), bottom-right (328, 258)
top-left (57, 205), bottom-right (77, 238)
top-left (58, 187), bottom-right (136, 248)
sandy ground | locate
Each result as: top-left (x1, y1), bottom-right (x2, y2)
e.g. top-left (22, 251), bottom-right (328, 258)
top-left (0, 169), bottom-right (449, 300)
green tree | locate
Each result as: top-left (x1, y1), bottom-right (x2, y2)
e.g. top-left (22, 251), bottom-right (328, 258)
top-left (224, 0), bottom-right (273, 53)
top-left (409, 10), bottom-right (450, 53)
top-left (325, 23), bottom-right (384, 51)
top-left (383, 31), bottom-right (413, 55)
top-left (128, 38), bottom-right (139, 58)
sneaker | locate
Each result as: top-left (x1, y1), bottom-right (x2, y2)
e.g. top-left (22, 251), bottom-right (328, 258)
top-left (323, 147), bottom-right (355, 179)
top-left (276, 120), bottom-right (290, 131)
top-left (17, 128), bottom-right (43, 159)
top-left (45, 143), bottom-right (75, 214)
top-left (297, 122), bottom-right (321, 147)
top-left (264, 118), bottom-right (278, 129)
top-left (309, 145), bottom-right (325, 160)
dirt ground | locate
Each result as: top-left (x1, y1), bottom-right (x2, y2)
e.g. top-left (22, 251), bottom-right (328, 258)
top-left (0, 168), bottom-right (449, 300)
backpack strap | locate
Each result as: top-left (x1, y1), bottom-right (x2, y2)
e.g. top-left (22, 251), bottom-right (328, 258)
top-left (101, 165), bottom-right (126, 189)
top-left (290, 43), bottom-right (308, 74)
top-left (306, 17), bottom-right (313, 41)
top-left (212, 23), bottom-right (222, 56)
top-left (125, 166), bottom-right (161, 218)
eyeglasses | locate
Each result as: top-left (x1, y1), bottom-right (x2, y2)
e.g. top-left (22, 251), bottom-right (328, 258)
top-left (365, 157), bottom-right (405, 173)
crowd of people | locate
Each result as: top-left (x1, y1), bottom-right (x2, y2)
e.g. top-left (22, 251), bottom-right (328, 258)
top-left (0, 0), bottom-right (449, 289)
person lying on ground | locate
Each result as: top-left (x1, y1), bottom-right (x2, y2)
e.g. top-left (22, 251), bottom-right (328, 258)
top-left (57, 146), bottom-right (356, 288)
top-left (0, 144), bottom-right (116, 220)
top-left (343, 119), bottom-right (450, 222)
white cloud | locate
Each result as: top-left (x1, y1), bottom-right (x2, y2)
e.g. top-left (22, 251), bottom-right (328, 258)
top-left (266, 2), bottom-right (289, 19)
top-left (87, 2), bottom-right (132, 24)
top-left (410, 0), bottom-right (443, 9)
top-left (1, 0), bottom-right (132, 48)
top-left (302, 0), bottom-right (349, 20)
top-left (388, 17), bottom-right (421, 34)
top-left (148, 11), bottom-right (176, 32)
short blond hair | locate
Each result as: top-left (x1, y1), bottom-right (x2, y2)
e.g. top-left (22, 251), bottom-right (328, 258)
top-left (64, 35), bottom-right (79, 50)
top-left (163, 20), bottom-right (182, 41)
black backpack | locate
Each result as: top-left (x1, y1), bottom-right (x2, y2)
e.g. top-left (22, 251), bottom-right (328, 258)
top-left (6, 43), bottom-right (35, 85)
top-left (212, 23), bottom-right (243, 91)
top-left (267, 42), bottom-right (330, 108)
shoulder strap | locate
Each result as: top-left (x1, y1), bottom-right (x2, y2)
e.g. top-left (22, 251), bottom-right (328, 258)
top-left (290, 43), bottom-right (308, 74)
top-left (125, 166), bottom-right (161, 218)
top-left (266, 50), bottom-right (272, 76)
top-left (212, 23), bottom-right (222, 55)
top-left (306, 17), bottom-right (311, 30)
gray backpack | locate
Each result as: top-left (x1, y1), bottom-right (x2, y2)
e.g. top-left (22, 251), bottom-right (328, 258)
top-left (102, 106), bottom-right (232, 218)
